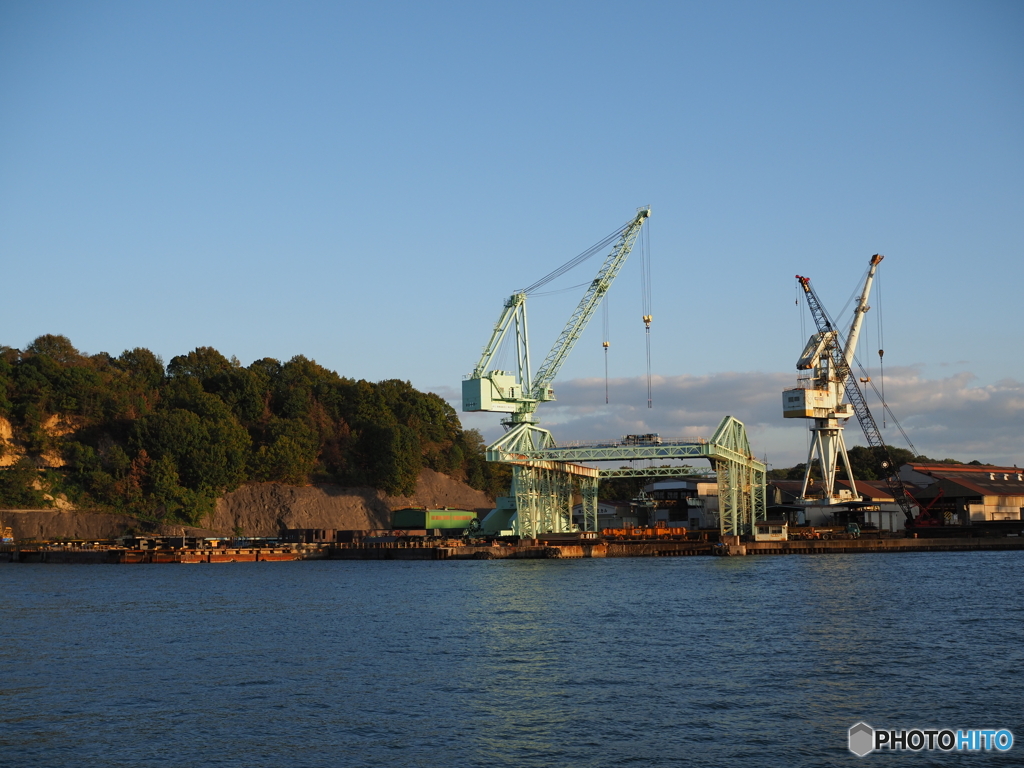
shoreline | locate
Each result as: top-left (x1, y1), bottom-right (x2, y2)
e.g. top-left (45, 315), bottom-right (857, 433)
top-left (5, 535), bottom-right (1024, 563)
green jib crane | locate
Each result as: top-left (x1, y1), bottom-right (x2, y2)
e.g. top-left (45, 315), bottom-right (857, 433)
top-left (463, 206), bottom-right (651, 457)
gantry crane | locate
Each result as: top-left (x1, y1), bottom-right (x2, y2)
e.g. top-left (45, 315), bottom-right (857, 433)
top-left (785, 259), bottom-right (916, 522)
top-left (463, 206), bottom-right (651, 455)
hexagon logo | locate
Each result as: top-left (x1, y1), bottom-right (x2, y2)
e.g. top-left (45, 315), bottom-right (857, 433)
top-left (849, 722), bottom-right (875, 756)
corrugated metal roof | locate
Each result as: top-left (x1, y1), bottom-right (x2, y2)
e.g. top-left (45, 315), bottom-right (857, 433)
top-left (915, 476), bottom-right (1024, 498)
top-left (905, 464), bottom-right (1024, 494)
top-left (769, 480), bottom-right (805, 492)
top-left (908, 463), bottom-right (1022, 476)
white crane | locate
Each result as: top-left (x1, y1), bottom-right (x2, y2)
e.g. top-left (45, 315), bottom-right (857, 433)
top-left (782, 254), bottom-right (883, 502)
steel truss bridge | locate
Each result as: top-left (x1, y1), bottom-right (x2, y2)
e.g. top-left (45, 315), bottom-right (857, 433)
top-left (488, 416), bottom-right (767, 538)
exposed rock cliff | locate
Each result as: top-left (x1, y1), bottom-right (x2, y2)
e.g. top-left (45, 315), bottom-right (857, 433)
top-left (208, 468), bottom-right (494, 536)
top-left (1, 509), bottom-right (142, 541)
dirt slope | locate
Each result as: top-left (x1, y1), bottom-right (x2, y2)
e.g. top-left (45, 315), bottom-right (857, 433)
top-left (1, 509), bottom-right (142, 541)
top-left (2, 468), bottom-right (495, 540)
top-left (208, 468), bottom-right (494, 536)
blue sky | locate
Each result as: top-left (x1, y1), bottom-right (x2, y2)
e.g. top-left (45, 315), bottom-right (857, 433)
top-left (1, 1), bottom-right (1022, 468)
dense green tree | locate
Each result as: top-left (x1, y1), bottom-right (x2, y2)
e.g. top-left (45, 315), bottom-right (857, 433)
top-left (249, 417), bottom-right (319, 484)
top-left (599, 474), bottom-right (648, 501)
top-left (0, 458), bottom-right (48, 508)
top-left (358, 423), bottom-right (421, 495)
top-left (206, 366), bottom-right (268, 424)
top-left (167, 346), bottom-right (235, 383)
top-left (0, 357), bottom-right (13, 416)
top-left (26, 334), bottom-right (81, 364)
top-left (115, 348), bottom-right (165, 389)
top-left (133, 407), bottom-right (250, 492)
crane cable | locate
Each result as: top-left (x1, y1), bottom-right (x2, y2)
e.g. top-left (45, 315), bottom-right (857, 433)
top-left (834, 264), bottom-right (872, 333)
top-left (529, 280), bottom-right (591, 298)
top-left (814, 281), bottom-right (918, 456)
top-left (603, 297), bottom-right (610, 404)
top-left (797, 281), bottom-right (806, 346)
top-left (640, 220), bottom-right (653, 408)
top-left (520, 224), bottom-right (626, 295)
top-left (876, 267), bottom-right (886, 428)
top-left (797, 286), bottom-right (811, 463)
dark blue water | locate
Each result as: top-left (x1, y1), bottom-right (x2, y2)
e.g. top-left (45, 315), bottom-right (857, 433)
top-left (2, 553), bottom-right (1022, 767)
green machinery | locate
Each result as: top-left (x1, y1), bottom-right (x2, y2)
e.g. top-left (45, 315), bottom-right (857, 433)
top-left (463, 207), bottom-right (652, 455)
top-left (392, 507), bottom-right (478, 531)
top-left (463, 207), bottom-right (766, 537)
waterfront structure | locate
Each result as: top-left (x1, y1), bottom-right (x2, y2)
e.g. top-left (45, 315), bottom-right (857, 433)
top-left (901, 464), bottom-right (1024, 523)
top-left (464, 207), bottom-right (766, 538)
top-left (769, 479), bottom-right (904, 531)
top-left (570, 500), bottom-right (636, 530)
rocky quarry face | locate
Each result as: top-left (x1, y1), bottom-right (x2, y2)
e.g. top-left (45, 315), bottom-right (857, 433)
top-left (1, 468), bottom-right (495, 540)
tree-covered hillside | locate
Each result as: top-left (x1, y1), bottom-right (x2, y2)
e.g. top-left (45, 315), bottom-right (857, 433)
top-left (0, 335), bottom-right (506, 523)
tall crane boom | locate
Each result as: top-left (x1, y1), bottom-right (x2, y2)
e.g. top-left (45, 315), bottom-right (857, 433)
top-left (463, 206), bottom-right (651, 456)
top-left (842, 254), bottom-right (882, 371)
top-left (530, 207), bottom-right (650, 399)
top-left (796, 273), bottom-right (916, 522)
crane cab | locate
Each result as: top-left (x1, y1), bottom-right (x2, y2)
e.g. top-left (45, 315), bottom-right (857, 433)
top-left (462, 372), bottom-right (520, 413)
top-left (782, 387), bottom-right (835, 418)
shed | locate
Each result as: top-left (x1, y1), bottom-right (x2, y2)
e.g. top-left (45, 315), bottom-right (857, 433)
top-left (753, 520), bottom-right (788, 542)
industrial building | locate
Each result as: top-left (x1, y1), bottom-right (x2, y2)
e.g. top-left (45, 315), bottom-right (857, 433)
top-left (643, 480), bottom-right (719, 529)
top-left (569, 480), bottom-right (721, 531)
top-left (571, 479), bottom-right (721, 531)
top-left (900, 464), bottom-right (1024, 523)
top-left (768, 479), bottom-right (905, 531)
top-left (571, 500), bottom-right (635, 530)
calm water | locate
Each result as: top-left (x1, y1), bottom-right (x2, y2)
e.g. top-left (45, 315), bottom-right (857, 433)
top-left (2, 553), bottom-right (1022, 767)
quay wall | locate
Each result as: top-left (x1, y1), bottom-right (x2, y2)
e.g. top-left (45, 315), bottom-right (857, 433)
top-left (6, 536), bottom-right (1024, 565)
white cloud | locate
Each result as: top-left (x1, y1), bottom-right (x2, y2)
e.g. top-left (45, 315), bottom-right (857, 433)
top-left (432, 369), bottom-right (1024, 470)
